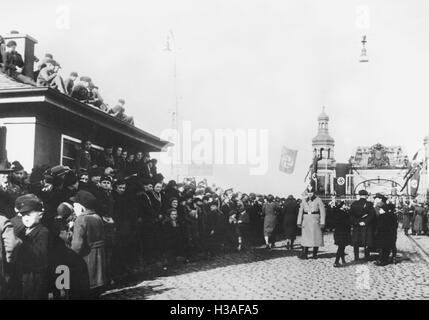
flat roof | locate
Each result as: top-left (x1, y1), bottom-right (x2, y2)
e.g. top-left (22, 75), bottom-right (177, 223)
top-left (0, 73), bottom-right (172, 152)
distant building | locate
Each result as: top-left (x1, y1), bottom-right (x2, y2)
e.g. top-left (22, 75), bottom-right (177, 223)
top-left (310, 108), bottom-right (426, 198)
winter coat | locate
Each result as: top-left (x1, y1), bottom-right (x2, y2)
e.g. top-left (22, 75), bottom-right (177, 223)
top-left (0, 215), bottom-right (21, 299)
top-left (375, 206), bottom-right (398, 249)
top-left (333, 207), bottom-right (351, 246)
top-left (297, 196), bottom-right (326, 247)
top-left (71, 211), bottom-right (106, 290)
top-left (281, 198), bottom-right (299, 240)
top-left (262, 202), bottom-right (279, 237)
top-left (349, 198), bottom-right (376, 247)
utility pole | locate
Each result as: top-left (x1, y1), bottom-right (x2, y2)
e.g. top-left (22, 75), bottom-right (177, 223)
top-left (165, 29), bottom-right (180, 182)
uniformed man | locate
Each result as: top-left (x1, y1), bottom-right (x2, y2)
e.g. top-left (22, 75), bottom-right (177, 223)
top-left (297, 184), bottom-right (326, 259)
top-left (350, 190), bottom-right (376, 261)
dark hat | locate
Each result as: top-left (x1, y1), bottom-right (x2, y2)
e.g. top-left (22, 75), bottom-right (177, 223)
top-left (140, 177), bottom-right (153, 186)
top-left (113, 177), bottom-right (126, 186)
top-left (100, 175), bottom-right (113, 183)
top-left (10, 161), bottom-right (24, 172)
top-left (70, 72), bottom-right (78, 77)
top-left (118, 99), bottom-right (126, 104)
top-left (6, 40), bottom-right (17, 47)
top-left (80, 76), bottom-right (92, 82)
top-left (70, 190), bottom-right (97, 210)
top-left (374, 193), bottom-right (387, 203)
top-left (167, 180), bottom-right (177, 188)
top-left (15, 194), bottom-right (43, 214)
top-left (88, 167), bottom-right (104, 177)
top-left (166, 208), bottom-right (178, 216)
top-left (45, 53), bottom-right (54, 59)
top-left (63, 171), bottom-right (78, 188)
top-left (45, 58), bottom-right (56, 65)
top-left (169, 197), bottom-right (178, 204)
top-left (48, 165), bottom-right (71, 178)
top-left (57, 202), bottom-right (74, 220)
top-left (358, 190), bottom-right (369, 196)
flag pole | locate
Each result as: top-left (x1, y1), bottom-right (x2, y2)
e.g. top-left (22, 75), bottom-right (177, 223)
top-left (166, 29), bottom-right (180, 182)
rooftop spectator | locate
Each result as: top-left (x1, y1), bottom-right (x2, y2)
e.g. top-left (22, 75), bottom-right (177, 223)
top-left (64, 72), bottom-right (78, 95)
top-left (88, 83), bottom-right (105, 109)
top-left (33, 53), bottom-right (53, 80)
top-left (109, 99), bottom-right (135, 125)
top-left (71, 76), bottom-right (91, 102)
top-left (36, 59), bottom-right (66, 94)
top-left (0, 36), bottom-right (6, 72)
top-left (3, 40), bottom-right (36, 85)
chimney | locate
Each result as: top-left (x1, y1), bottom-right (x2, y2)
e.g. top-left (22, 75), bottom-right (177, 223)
top-left (3, 31), bottom-right (38, 78)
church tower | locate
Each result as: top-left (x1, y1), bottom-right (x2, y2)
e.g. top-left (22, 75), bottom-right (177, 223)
top-left (312, 107), bottom-right (335, 169)
top-left (312, 107), bottom-right (336, 195)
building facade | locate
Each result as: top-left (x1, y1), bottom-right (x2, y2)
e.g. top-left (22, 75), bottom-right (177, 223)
top-left (311, 108), bottom-right (427, 198)
top-left (0, 32), bottom-right (171, 171)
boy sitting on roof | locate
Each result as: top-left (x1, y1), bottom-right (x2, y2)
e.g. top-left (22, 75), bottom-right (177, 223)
top-left (36, 59), bottom-right (67, 94)
top-left (3, 40), bottom-right (36, 85)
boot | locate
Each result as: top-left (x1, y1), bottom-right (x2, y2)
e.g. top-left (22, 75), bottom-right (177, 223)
top-left (364, 247), bottom-right (371, 261)
top-left (312, 247), bottom-right (319, 259)
top-left (299, 247), bottom-right (308, 259)
top-left (334, 250), bottom-right (341, 267)
top-left (341, 254), bottom-right (346, 265)
top-left (290, 241), bottom-right (294, 250)
top-left (354, 247), bottom-right (360, 261)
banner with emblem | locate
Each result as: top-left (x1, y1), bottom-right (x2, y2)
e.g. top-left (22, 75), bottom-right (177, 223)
top-left (409, 169), bottom-right (421, 197)
top-left (334, 163), bottom-right (350, 196)
top-left (279, 147), bottom-right (298, 174)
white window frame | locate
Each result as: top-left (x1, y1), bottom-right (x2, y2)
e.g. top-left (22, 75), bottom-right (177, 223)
top-left (60, 134), bottom-right (104, 166)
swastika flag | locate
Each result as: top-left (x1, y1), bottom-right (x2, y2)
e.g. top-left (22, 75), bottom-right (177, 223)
top-left (279, 147), bottom-right (298, 174)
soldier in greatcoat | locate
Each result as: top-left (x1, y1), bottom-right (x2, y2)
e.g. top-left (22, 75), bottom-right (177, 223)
top-left (297, 185), bottom-right (326, 259)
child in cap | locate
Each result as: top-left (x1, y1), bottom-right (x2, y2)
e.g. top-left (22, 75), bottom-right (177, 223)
top-left (15, 194), bottom-right (50, 299)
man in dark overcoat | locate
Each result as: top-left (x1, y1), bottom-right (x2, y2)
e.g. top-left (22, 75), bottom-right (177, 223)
top-left (349, 190), bottom-right (376, 261)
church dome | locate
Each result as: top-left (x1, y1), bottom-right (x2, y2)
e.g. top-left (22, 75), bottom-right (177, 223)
top-left (318, 109), bottom-right (329, 121)
top-left (312, 133), bottom-right (335, 145)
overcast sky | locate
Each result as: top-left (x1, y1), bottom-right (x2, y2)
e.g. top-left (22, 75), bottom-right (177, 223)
top-left (2, 0), bottom-right (429, 196)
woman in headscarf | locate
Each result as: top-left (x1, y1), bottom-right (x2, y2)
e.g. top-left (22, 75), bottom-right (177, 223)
top-left (281, 195), bottom-right (299, 250)
top-left (262, 194), bottom-right (280, 249)
top-left (413, 202), bottom-right (425, 235)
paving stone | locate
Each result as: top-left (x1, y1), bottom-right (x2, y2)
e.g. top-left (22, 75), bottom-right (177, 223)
top-left (102, 231), bottom-right (429, 300)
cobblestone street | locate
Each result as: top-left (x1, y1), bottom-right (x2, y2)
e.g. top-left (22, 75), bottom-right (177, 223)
top-left (102, 231), bottom-right (429, 300)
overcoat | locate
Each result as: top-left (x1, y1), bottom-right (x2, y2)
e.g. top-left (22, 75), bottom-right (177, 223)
top-left (0, 215), bottom-right (20, 299)
top-left (349, 198), bottom-right (376, 247)
top-left (71, 211), bottom-right (107, 290)
top-left (297, 196), bottom-right (326, 247)
top-left (17, 224), bottom-right (50, 300)
top-left (333, 207), bottom-right (351, 246)
top-left (375, 206), bottom-right (398, 249)
top-left (281, 197), bottom-right (299, 240)
top-left (413, 206), bottom-right (425, 233)
top-left (402, 205), bottom-right (414, 230)
top-left (262, 202), bottom-right (279, 237)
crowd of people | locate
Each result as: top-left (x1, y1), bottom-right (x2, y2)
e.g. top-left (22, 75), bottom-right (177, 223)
top-left (0, 34), bottom-right (134, 125)
top-left (1, 144), bottom-right (429, 299)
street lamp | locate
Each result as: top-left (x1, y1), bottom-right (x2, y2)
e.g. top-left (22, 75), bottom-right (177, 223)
top-left (359, 35), bottom-right (369, 63)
